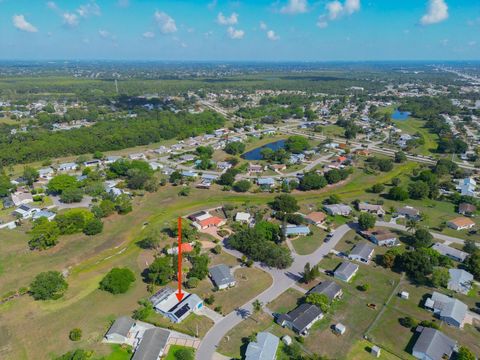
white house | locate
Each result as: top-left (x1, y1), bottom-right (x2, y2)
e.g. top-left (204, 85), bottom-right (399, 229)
top-left (150, 287), bottom-right (203, 323)
top-left (13, 204), bottom-right (39, 219)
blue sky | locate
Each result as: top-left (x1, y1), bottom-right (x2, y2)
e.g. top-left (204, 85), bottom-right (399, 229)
top-left (1, 0), bottom-right (479, 61)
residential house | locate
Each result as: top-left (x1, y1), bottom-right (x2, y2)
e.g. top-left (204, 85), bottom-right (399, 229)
top-left (348, 242), bottom-right (374, 264)
top-left (11, 191), bottom-right (33, 206)
top-left (83, 159), bottom-right (101, 167)
top-left (285, 225), bottom-right (311, 237)
top-left (129, 153), bottom-right (146, 161)
top-left (323, 204), bottom-right (352, 216)
top-left (245, 332), bottom-right (279, 360)
top-left (448, 269), bottom-right (473, 295)
top-left (270, 164), bottom-right (287, 172)
top-left (457, 178), bottom-right (476, 197)
top-left (334, 262), bottom-right (359, 282)
top-left (289, 154), bottom-right (306, 164)
top-left (276, 303), bottom-right (323, 335)
top-left (104, 155), bottom-right (122, 164)
top-left (209, 264), bottom-right (236, 290)
top-left (309, 280), bottom-right (343, 301)
top-left (58, 162), bottom-right (77, 172)
top-left (362, 229), bottom-right (398, 247)
top-left (235, 212), bottom-right (251, 223)
top-left (38, 167), bottom-right (54, 179)
top-left (104, 316), bottom-right (136, 344)
top-left (150, 287), bottom-right (203, 323)
top-left (458, 203), bottom-right (476, 216)
top-left (358, 203), bottom-right (386, 216)
top-left (431, 243), bottom-right (468, 263)
top-left (188, 211), bottom-right (209, 222)
top-left (248, 164), bottom-right (263, 174)
top-left (131, 327), bottom-right (171, 360)
top-left (397, 206), bottom-right (420, 220)
top-left (217, 162), bottom-right (232, 171)
top-left (181, 171), bottom-right (198, 179)
top-left (179, 154), bottom-right (195, 163)
top-left (424, 292), bottom-right (468, 328)
top-left (446, 217), bottom-right (475, 231)
top-left (32, 210), bottom-right (56, 221)
top-left (412, 327), bottom-right (457, 360)
top-left (193, 216), bottom-right (226, 230)
top-left (304, 212), bottom-right (326, 226)
top-left (13, 204), bottom-right (39, 219)
top-left (257, 178), bottom-right (275, 190)
top-left (166, 243), bottom-right (194, 256)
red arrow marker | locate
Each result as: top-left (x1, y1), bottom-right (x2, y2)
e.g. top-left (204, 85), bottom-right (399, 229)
top-left (176, 216), bottom-right (185, 302)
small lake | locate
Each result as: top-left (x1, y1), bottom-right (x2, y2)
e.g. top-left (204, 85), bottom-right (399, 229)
top-left (391, 110), bottom-right (411, 121)
top-left (242, 140), bottom-right (286, 160)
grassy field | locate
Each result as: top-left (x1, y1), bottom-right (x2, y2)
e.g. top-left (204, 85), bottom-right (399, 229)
top-left (393, 118), bottom-right (438, 156)
top-left (290, 226), bottom-right (328, 255)
top-left (164, 345), bottom-right (195, 360)
top-left (267, 288), bottom-right (304, 314)
top-left (346, 340), bottom-right (403, 360)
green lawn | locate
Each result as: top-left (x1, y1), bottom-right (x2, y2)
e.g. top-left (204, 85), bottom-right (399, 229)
top-left (393, 118), bottom-right (439, 156)
top-left (164, 345), bottom-right (195, 360)
top-left (290, 226), bottom-right (328, 255)
top-left (103, 344), bottom-right (132, 360)
top-left (267, 288), bottom-right (303, 314)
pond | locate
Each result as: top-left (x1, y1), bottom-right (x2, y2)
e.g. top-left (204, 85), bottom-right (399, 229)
top-left (391, 110), bottom-right (411, 121)
top-left (242, 140), bottom-right (286, 161)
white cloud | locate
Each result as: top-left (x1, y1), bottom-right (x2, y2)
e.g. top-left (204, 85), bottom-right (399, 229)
top-left (143, 31), bottom-right (155, 39)
top-left (266, 30), bottom-right (279, 41)
top-left (12, 15), bottom-right (38, 33)
top-left (98, 29), bottom-right (110, 39)
top-left (344, 0), bottom-right (360, 15)
top-left (47, 1), bottom-right (57, 10)
top-left (326, 1), bottom-right (344, 20)
top-left (227, 26), bottom-right (244, 39)
top-left (420, 0), bottom-right (448, 25)
top-left (217, 12), bottom-right (238, 25)
top-left (77, 1), bottom-right (101, 18)
top-left (154, 11), bottom-right (177, 34)
top-left (318, 0), bottom-right (361, 28)
top-left (62, 12), bottom-right (79, 27)
top-left (280, 0), bottom-right (308, 15)
top-left (259, 21), bottom-right (267, 30)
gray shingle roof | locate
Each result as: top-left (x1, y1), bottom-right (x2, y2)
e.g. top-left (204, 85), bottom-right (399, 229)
top-left (245, 332), bottom-right (279, 360)
top-left (309, 280), bottom-right (342, 301)
top-left (334, 262), bottom-right (359, 279)
top-left (106, 316), bottom-right (135, 338)
top-left (132, 328), bottom-right (170, 360)
top-left (412, 327), bottom-right (456, 360)
top-left (430, 292), bottom-right (468, 325)
top-left (349, 242), bottom-right (374, 259)
top-left (209, 264), bottom-right (235, 288)
top-left (448, 269), bottom-right (474, 294)
top-left (277, 303), bottom-right (322, 333)
top-left (431, 243), bottom-right (468, 262)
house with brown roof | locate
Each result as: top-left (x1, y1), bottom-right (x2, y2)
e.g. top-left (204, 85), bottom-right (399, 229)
top-left (358, 203), bottom-right (386, 216)
top-left (446, 217), bottom-right (475, 231)
top-left (304, 212), bottom-right (327, 226)
top-left (458, 203), bottom-right (476, 216)
top-left (362, 228), bottom-right (398, 247)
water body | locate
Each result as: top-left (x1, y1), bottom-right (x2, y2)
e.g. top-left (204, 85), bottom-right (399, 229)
top-left (391, 110), bottom-right (411, 121)
top-left (242, 139), bottom-right (286, 160)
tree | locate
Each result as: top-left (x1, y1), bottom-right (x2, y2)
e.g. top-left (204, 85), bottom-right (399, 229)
top-left (174, 348), bottom-right (195, 360)
top-left (299, 172), bottom-right (327, 191)
top-left (463, 239), bottom-right (477, 254)
top-left (371, 184), bottom-right (385, 193)
top-left (133, 298), bottom-right (155, 321)
top-left (218, 168), bottom-right (239, 186)
top-left (29, 217), bottom-right (61, 250)
top-left (431, 267), bottom-right (450, 288)
top-left (55, 209), bottom-right (94, 235)
top-left (394, 151), bottom-right (407, 163)
top-left (252, 299), bottom-right (263, 313)
top-left (406, 219), bottom-right (419, 233)
top-left (69, 328), bottom-right (82, 341)
top-left (382, 248), bottom-right (402, 268)
top-left (456, 347), bottom-right (476, 360)
top-left (465, 251), bottom-right (480, 280)
top-left (224, 141), bottom-right (246, 155)
top-left (115, 194), bottom-right (132, 214)
top-left (54, 349), bottom-right (93, 360)
top-left (30, 271), bottom-right (68, 300)
top-left (47, 175), bottom-right (78, 194)
top-left (358, 213), bottom-right (376, 231)
top-left (23, 166), bottom-right (39, 186)
top-left (413, 228), bottom-right (433, 248)
top-left (188, 255), bottom-right (210, 280)
top-left (0, 172), bottom-right (12, 197)
top-left (389, 186), bottom-right (409, 201)
top-left (99, 268), bottom-right (135, 294)
top-left (397, 249), bottom-right (435, 284)
top-left (83, 218), bottom-right (103, 236)
top-left (60, 187), bottom-right (84, 203)
top-left (147, 257), bottom-right (175, 285)
top-left (408, 181), bottom-right (429, 200)
top-left (271, 194), bottom-right (299, 213)
top-left (285, 135), bottom-right (310, 154)
top-left (305, 293), bottom-right (330, 312)
top-left (233, 180), bottom-right (251, 193)
top-left (169, 171), bottom-right (183, 185)
top-left (303, 262), bottom-right (319, 283)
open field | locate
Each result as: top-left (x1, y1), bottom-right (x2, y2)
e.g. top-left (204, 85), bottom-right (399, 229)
top-left (290, 226), bottom-right (328, 255)
top-left (393, 118), bottom-right (439, 156)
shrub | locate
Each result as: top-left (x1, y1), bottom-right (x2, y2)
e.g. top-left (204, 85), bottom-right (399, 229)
top-left (99, 268), bottom-right (135, 294)
top-left (69, 328), bottom-right (82, 341)
top-left (30, 271), bottom-right (68, 300)
top-left (186, 277), bottom-right (200, 289)
top-left (83, 218), bottom-right (104, 236)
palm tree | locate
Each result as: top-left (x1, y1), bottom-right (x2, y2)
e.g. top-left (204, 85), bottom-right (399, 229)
top-left (406, 218), bottom-right (419, 233)
top-left (252, 299), bottom-right (263, 313)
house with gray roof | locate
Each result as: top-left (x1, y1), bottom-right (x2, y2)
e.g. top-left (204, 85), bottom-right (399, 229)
top-left (334, 262), bottom-right (359, 282)
top-left (431, 243), bottom-right (468, 263)
top-left (209, 264), bottom-right (236, 290)
top-left (323, 204), bottom-right (352, 216)
top-left (309, 280), bottom-right (343, 301)
top-left (424, 292), bottom-right (467, 328)
top-left (412, 326), bottom-right (457, 360)
top-left (348, 243), bottom-right (374, 264)
top-left (448, 269), bottom-right (473, 295)
top-left (104, 316), bottom-right (135, 344)
top-left (132, 328), bottom-right (170, 360)
top-left (276, 303), bottom-right (323, 335)
top-left (245, 332), bottom-right (279, 360)
top-left (150, 287), bottom-right (203, 323)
